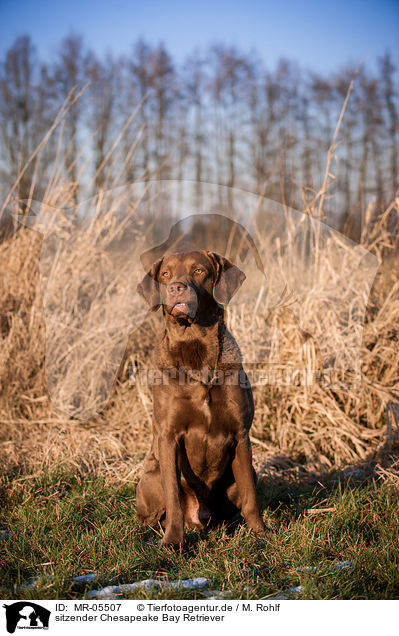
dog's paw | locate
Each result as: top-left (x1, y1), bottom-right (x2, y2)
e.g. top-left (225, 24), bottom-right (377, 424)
top-left (160, 527), bottom-right (184, 547)
top-left (247, 515), bottom-right (267, 535)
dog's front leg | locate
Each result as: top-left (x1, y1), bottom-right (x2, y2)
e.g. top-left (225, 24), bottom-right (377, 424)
top-left (232, 435), bottom-right (265, 533)
top-left (158, 431), bottom-right (184, 545)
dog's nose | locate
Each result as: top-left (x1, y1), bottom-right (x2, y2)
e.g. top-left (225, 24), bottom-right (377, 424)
top-left (168, 281), bottom-right (188, 296)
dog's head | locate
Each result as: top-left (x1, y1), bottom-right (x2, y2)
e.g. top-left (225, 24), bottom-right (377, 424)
top-left (137, 250), bottom-right (245, 325)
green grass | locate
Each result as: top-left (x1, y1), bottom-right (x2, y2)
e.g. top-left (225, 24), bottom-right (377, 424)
top-left (0, 470), bottom-right (398, 600)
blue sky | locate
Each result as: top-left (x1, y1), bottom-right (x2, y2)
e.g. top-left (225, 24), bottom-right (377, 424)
top-left (0, 0), bottom-right (398, 73)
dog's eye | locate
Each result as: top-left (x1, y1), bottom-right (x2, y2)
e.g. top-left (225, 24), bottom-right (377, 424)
top-left (161, 271), bottom-right (170, 278)
top-left (193, 268), bottom-right (204, 275)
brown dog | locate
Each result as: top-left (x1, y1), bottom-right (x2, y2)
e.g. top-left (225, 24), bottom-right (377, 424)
top-left (136, 250), bottom-right (264, 545)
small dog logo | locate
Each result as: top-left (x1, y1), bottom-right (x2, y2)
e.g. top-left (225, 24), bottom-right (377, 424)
top-left (3, 602), bottom-right (50, 634)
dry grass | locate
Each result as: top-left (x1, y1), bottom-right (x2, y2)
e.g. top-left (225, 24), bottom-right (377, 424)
top-left (0, 94), bottom-right (398, 486)
top-left (0, 193), bottom-right (398, 485)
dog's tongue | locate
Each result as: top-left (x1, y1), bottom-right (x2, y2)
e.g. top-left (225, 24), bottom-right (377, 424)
top-left (171, 302), bottom-right (192, 316)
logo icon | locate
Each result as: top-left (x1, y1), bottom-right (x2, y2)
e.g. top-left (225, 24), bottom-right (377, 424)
top-left (3, 602), bottom-right (50, 634)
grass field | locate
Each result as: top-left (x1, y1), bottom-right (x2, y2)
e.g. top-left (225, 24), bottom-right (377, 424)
top-left (1, 465), bottom-right (398, 600)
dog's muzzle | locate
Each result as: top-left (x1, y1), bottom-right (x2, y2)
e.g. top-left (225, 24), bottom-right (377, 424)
top-left (166, 281), bottom-right (197, 318)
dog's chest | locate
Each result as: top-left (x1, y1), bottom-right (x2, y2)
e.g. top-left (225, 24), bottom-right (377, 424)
top-left (178, 382), bottom-right (226, 427)
top-left (181, 384), bottom-right (234, 481)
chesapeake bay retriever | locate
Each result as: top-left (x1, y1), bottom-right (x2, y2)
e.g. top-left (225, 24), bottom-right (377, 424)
top-left (136, 250), bottom-right (265, 545)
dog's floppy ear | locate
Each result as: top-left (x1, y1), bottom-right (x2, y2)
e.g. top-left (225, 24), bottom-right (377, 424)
top-left (137, 258), bottom-right (163, 311)
top-left (206, 252), bottom-right (246, 305)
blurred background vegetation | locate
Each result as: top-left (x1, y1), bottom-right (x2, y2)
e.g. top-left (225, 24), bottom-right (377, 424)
top-left (0, 33), bottom-right (397, 241)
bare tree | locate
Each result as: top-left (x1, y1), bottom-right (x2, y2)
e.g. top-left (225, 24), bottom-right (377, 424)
top-left (356, 70), bottom-right (385, 214)
top-left (208, 44), bottom-right (256, 203)
top-left (182, 51), bottom-right (207, 204)
top-left (53, 34), bottom-right (87, 208)
top-left (0, 36), bottom-right (45, 203)
top-left (0, 34), bottom-right (398, 234)
top-left (379, 53), bottom-right (398, 200)
top-left (334, 68), bottom-right (358, 226)
top-left (85, 51), bottom-right (117, 190)
top-left (129, 40), bottom-right (154, 179)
